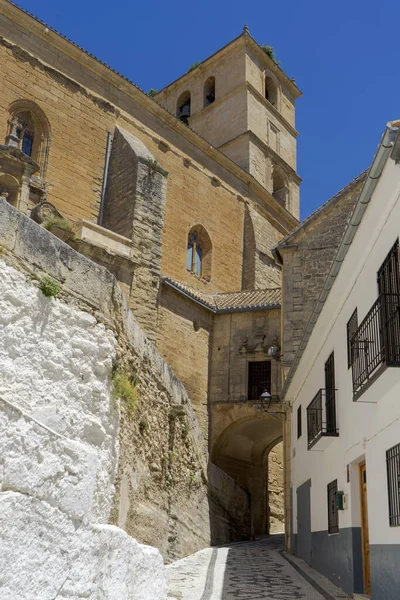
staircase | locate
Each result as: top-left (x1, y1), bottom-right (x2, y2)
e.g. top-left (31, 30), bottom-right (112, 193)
top-left (353, 595), bottom-right (370, 600)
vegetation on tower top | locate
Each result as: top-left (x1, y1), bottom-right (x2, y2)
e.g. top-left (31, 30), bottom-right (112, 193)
top-left (261, 45), bottom-right (278, 63)
top-left (187, 62), bottom-right (200, 73)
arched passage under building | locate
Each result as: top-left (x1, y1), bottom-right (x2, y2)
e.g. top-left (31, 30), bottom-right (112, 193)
top-left (211, 405), bottom-right (284, 537)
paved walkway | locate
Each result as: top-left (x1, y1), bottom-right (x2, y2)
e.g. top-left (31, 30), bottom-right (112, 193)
top-left (167, 535), bottom-right (350, 600)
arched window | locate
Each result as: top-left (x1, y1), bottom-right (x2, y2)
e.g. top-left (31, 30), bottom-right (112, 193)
top-left (204, 77), bottom-right (215, 107)
top-left (177, 91), bottom-right (191, 125)
top-left (265, 76), bottom-right (278, 107)
top-left (186, 225), bottom-right (212, 280)
top-left (6, 100), bottom-right (51, 177)
top-left (272, 167), bottom-right (289, 208)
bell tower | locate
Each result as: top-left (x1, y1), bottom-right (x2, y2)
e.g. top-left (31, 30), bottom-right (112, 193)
top-left (155, 26), bottom-right (301, 219)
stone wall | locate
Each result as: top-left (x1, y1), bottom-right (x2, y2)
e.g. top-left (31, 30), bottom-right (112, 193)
top-left (278, 174), bottom-right (366, 372)
top-left (0, 199), bottom-right (251, 580)
top-left (0, 11), bottom-right (296, 301)
top-left (209, 308), bottom-right (282, 403)
top-left (242, 204), bottom-right (282, 290)
top-left (268, 441), bottom-right (284, 533)
top-left (156, 284), bottom-right (213, 439)
top-left (102, 127), bottom-right (168, 340)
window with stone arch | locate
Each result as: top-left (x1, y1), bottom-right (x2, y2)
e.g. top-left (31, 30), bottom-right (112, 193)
top-left (186, 225), bottom-right (212, 280)
top-left (6, 100), bottom-right (51, 177)
top-left (204, 76), bottom-right (215, 107)
top-left (265, 75), bottom-right (278, 108)
top-left (176, 91), bottom-right (191, 125)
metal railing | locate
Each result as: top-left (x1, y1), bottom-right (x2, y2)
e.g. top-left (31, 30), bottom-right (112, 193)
top-left (307, 389), bottom-right (338, 449)
top-left (351, 294), bottom-right (400, 396)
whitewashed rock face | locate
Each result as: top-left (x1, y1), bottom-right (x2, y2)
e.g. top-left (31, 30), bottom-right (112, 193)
top-left (0, 493), bottom-right (167, 600)
top-left (0, 259), bottom-right (167, 599)
top-left (0, 260), bottom-right (118, 522)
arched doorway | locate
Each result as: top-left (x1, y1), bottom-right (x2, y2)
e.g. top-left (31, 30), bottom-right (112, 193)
top-left (211, 406), bottom-right (284, 537)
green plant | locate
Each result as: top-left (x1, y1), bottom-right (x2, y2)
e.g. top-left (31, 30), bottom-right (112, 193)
top-left (112, 369), bottom-right (139, 413)
top-left (148, 158), bottom-right (168, 177)
top-left (187, 61), bottom-right (200, 73)
top-left (261, 45), bottom-right (277, 62)
top-left (43, 216), bottom-right (73, 232)
top-left (39, 275), bottom-right (60, 298)
top-left (139, 418), bottom-right (147, 433)
top-left (147, 88), bottom-right (159, 98)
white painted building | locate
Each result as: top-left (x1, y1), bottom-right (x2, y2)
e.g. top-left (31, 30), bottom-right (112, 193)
top-left (284, 121), bottom-right (400, 599)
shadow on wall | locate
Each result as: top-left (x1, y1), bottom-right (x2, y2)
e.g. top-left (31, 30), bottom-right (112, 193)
top-left (207, 462), bottom-right (252, 546)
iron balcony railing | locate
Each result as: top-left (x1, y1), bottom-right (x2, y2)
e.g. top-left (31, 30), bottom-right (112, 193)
top-left (307, 389), bottom-right (339, 450)
top-left (350, 293), bottom-right (400, 396)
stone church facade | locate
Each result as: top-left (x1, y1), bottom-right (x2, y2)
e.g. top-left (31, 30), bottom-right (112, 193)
top-left (0, 0), bottom-right (301, 540)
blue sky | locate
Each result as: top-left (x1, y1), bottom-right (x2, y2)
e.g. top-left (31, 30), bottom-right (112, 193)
top-left (14, 0), bottom-right (400, 219)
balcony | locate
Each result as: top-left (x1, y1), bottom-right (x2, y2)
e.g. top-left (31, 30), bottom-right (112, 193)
top-left (351, 294), bottom-right (400, 398)
top-left (307, 389), bottom-right (339, 450)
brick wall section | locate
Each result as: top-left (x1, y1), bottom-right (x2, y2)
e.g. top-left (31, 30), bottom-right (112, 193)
top-left (279, 177), bottom-right (365, 371)
top-left (103, 128), bottom-right (167, 340)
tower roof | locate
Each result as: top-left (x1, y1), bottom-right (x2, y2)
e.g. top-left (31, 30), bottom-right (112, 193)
top-left (156, 27), bottom-right (301, 99)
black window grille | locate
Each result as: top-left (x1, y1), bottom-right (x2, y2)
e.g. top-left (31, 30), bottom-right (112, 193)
top-left (347, 308), bottom-right (358, 368)
top-left (351, 241), bottom-right (400, 396)
top-left (248, 361), bottom-right (271, 400)
top-left (325, 353), bottom-right (336, 435)
top-left (378, 240), bottom-right (400, 366)
top-left (386, 442), bottom-right (400, 527)
top-left (378, 240), bottom-right (400, 295)
top-left (327, 479), bottom-right (339, 534)
top-left (297, 405), bottom-right (302, 439)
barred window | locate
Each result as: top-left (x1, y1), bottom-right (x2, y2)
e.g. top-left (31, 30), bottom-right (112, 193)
top-left (386, 442), bottom-right (400, 527)
top-left (297, 405), bottom-right (302, 439)
top-left (347, 308), bottom-right (358, 368)
top-left (248, 361), bottom-right (271, 401)
top-left (327, 479), bottom-right (339, 534)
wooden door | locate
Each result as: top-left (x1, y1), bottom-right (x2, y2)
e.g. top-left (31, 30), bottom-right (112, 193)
top-left (359, 462), bottom-right (371, 594)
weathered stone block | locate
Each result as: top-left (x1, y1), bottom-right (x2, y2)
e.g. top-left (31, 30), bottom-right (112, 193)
top-left (0, 398), bottom-right (97, 521)
top-left (0, 492), bottom-right (167, 600)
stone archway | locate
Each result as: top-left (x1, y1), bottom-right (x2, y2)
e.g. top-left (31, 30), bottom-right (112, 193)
top-left (211, 402), bottom-right (284, 536)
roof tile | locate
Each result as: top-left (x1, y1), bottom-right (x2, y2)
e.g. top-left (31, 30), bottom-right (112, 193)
top-left (163, 277), bottom-right (281, 312)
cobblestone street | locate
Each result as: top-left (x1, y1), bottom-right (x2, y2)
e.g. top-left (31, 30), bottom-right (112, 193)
top-left (167, 535), bottom-right (349, 600)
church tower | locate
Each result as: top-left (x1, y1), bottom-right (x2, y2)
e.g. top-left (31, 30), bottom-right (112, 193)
top-left (155, 26), bottom-right (301, 219)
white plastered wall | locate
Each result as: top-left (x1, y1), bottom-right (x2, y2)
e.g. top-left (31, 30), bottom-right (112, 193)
top-left (287, 154), bottom-right (400, 545)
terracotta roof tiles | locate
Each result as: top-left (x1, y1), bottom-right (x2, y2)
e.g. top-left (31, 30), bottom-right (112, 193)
top-left (163, 277), bottom-right (281, 312)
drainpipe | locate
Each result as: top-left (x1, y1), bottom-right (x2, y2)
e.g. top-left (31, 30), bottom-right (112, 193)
top-left (98, 131), bottom-right (113, 226)
top-left (282, 120), bottom-right (400, 399)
